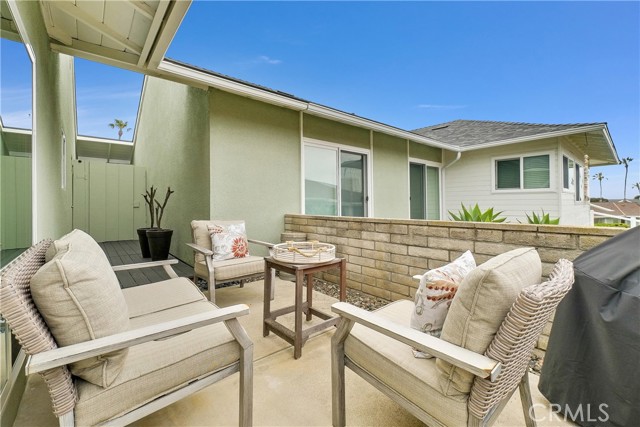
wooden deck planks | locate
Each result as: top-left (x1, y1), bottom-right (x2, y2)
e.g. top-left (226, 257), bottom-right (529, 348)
top-left (99, 240), bottom-right (193, 288)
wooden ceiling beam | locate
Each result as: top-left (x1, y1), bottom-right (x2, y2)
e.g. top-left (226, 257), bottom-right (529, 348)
top-left (137, 0), bottom-right (170, 67)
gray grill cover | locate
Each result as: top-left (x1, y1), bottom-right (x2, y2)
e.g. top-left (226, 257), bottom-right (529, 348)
top-left (539, 227), bottom-right (640, 427)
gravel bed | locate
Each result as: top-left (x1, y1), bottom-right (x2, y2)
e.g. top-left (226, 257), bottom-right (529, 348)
top-left (197, 276), bottom-right (390, 311)
top-left (311, 277), bottom-right (390, 311)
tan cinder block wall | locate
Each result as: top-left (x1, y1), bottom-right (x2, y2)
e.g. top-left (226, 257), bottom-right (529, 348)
top-left (284, 214), bottom-right (624, 357)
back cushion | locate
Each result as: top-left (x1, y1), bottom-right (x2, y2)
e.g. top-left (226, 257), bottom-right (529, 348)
top-left (191, 220), bottom-right (245, 263)
top-left (31, 229), bottom-right (130, 388)
top-left (436, 247), bottom-right (541, 397)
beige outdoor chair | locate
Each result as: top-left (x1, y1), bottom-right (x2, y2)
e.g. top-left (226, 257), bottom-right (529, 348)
top-left (0, 231), bottom-right (253, 427)
top-left (189, 220), bottom-right (275, 303)
top-left (331, 248), bottom-right (574, 427)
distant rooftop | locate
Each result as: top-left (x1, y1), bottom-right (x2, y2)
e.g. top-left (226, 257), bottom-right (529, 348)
top-left (412, 119), bottom-right (606, 148)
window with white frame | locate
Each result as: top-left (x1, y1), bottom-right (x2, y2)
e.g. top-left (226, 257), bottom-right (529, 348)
top-left (495, 154), bottom-right (550, 190)
top-left (304, 140), bottom-right (369, 217)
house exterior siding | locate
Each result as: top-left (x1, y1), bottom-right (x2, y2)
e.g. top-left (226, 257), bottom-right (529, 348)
top-left (210, 89), bottom-right (301, 248)
top-left (443, 137), bottom-right (591, 224)
top-left (133, 77), bottom-right (210, 263)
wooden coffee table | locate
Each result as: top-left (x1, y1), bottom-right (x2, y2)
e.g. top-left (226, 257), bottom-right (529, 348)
top-left (263, 257), bottom-right (346, 359)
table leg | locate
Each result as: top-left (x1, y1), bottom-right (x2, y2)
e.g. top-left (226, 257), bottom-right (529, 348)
top-left (263, 262), bottom-right (272, 337)
top-left (294, 269), bottom-right (304, 359)
top-left (306, 273), bottom-right (314, 321)
top-left (340, 258), bottom-right (347, 302)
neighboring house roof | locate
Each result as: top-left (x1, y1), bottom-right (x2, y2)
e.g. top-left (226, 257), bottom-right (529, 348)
top-left (591, 201), bottom-right (640, 217)
top-left (412, 119), bottom-right (619, 165)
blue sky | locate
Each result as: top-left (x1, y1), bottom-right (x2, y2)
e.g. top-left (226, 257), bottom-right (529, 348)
top-left (1, 1), bottom-right (638, 199)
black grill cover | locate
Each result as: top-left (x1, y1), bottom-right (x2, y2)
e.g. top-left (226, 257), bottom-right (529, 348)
top-left (539, 227), bottom-right (640, 427)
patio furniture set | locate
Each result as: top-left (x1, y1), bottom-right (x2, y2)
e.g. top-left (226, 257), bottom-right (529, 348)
top-left (0, 220), bottom-right (574, 426)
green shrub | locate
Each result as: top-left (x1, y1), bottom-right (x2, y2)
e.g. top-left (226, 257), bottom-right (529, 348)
top-left (595, 222), bottom-right (630, 228)
top-left (449, 203), bottom-right (506, 223)
top-left (525, 211), bottom-right (560, 225)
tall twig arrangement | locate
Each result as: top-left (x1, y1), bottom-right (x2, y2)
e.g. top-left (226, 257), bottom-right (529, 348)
top-left (142, 185), bottom-right (174, 229)
top-left (143, 186), bottom-right (157, 228)
top-left (154, 187), bottom-right (175, 229)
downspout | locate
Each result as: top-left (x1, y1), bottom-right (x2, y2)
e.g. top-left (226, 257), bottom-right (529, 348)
top-left (441, 151), bottom-right (462, 220)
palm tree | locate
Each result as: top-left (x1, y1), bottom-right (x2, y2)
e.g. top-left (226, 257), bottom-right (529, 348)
top-left (633, 182), bottom-right (640, 197)
top-left (592, 172), bottom-right (607, 200)
top-left (620, 157), bottom-right (634, 201)
top-left (108, 119), bottom-right (131, 140)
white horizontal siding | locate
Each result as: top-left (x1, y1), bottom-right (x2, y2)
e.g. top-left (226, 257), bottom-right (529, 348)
top-left (558, 140), bottom-right (591, 225)
top-left (443, 138), bottom-right (560, 223)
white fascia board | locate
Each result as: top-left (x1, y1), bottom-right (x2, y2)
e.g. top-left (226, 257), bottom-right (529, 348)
top-left (157, 60), bottom-right (309, 109)
top-left (0, 126), bottom-right (32, 135)
top-left (158, 62), bottom-right (453, 151)
top-left (457, 124), bottom-right (607, 152)
top-left (77, 135), bottom-right (134, 146)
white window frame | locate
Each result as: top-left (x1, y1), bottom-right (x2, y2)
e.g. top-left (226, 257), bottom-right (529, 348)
top-left (408, 158), bottom-right (442, 220)
top-left (561, 152), bottom-right (583, 196)
top-left (491, 151), bottom-right (554, 193)
top-left (302, 137), bottom-right (372, 217)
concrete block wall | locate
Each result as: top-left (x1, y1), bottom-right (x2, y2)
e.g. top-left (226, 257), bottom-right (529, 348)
top-left (284, 214), bottom-right (624, 358)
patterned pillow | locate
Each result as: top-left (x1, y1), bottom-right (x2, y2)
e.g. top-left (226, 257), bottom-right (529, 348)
top-left (208, 223), bottom-right (250, 261)
top-left (410, 250), bottom-right (476, 358)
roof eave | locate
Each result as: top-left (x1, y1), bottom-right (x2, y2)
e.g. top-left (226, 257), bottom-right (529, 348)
top-left (157, 60), bottom-right (454, 151)
top-left (456, 124), bottom-right (618, 164)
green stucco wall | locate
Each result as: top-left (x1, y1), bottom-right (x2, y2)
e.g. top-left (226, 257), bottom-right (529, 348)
top-left (12, 0), bottom-right (75, 242)
top-left (133, 77), bottom-right (210, 263)
top-left (409, 141), bottom-right (442, 162)
top-left (210, 90), bottom-right (300, 248)
top-left (372, 132), bottom-right (409, 218)
top-left (303, 114), bottom-right (370, 149)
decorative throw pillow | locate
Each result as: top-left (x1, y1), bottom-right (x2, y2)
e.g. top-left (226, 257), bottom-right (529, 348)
top-left (31, 229), bottom-right (130, 388)
top-left (208, 223), bottom-right (250, 260)
top-left (410, 250), bottom-right (476, 358)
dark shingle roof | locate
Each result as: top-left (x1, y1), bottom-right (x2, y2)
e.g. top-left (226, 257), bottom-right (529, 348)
top-left (412, 120), bottom-right (605, 148)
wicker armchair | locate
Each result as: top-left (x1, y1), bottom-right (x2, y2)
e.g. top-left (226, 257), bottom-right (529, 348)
top-left (331, 253), bottom-right (574, 427)
top-left (0, 236), bottom-right (254, 426)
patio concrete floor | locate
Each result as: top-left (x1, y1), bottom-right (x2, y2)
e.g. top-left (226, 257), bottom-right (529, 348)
top-left (14, 277), bottom-right (575, 426)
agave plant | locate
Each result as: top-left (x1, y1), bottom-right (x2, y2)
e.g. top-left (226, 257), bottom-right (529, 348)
top-left (525, 210), bottom-right (560, 225)
top-left (449, 203), bottom-right (506, 223)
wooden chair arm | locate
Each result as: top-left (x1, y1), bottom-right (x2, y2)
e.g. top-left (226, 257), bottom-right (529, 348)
top-left (26, 304), bottom-right (250, 375)
top-left (247, 239), bottom-right (275, 249)
top-left (112, 259), bottom-right (179, 279)
top-left (112, 259), bottom-right (178, 271)
top-left (331, 302), bottom-right (501, 381)
top-left (186, 242), bottom-right (213, 257)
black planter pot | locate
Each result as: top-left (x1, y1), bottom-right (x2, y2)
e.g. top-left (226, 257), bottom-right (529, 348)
top-left (137, 228), bottom-right (151, 258)
top-left (146, 229), bottom-right (173, 261)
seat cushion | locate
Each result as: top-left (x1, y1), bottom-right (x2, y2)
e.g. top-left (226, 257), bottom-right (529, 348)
top-left (437, 247), bottom-right (541, 397)
top-left (30, 229), bottom-right (130, 388)
top-left (345, 299), bottom-right (469, 427)
top-left (75, 280), bottom-right (240, 426)
top-left (195, 255), bottom-right (265, 282)
top-left (122, 277), bottom-right (206, 318)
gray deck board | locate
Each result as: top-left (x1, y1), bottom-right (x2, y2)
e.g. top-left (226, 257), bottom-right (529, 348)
top-left (99, 240), bottom-right (193, 288)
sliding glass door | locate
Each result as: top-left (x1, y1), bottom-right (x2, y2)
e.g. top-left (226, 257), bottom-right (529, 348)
top-left (304, 142), bottom-right (368, 217)
top-left (409, 162), bottom-right (440, 220)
